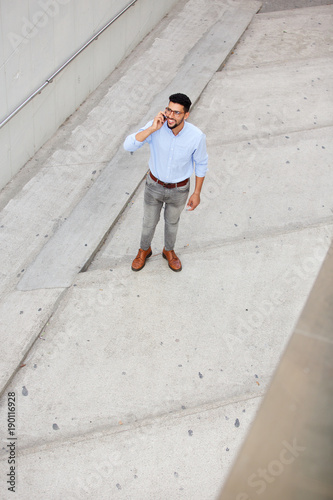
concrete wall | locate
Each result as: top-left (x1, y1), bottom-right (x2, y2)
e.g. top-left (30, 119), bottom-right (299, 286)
top-left (0, 0), bottom-right (178, 190)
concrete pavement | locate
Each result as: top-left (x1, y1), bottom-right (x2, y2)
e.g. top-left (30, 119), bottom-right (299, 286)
top-left (0, 0), bottom-right (261, 393)
top-left (0, 2), bottom-right (333, 499)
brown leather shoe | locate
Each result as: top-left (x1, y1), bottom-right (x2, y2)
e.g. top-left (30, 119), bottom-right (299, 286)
top-left (162, 248), bottom-right (182, 272)
top-left (131, 247), bottom-right (152, 271)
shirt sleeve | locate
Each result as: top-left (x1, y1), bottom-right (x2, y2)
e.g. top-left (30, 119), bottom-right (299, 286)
top-left (123, 120), bottom-right (153, 152)
top-left (193, 133), bottom-right (208, 177)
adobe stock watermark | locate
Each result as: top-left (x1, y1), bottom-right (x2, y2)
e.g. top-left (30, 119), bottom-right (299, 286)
top-left (38, 0), bottom-right (226, 173)
top-left (54, 44), bottom-right (172, 168)
top-left (238, 233), bottom-right (331, 339)
top-left (63, 422), bottom-right (152, 498)
top-left (64, 455), bottom-right (119, 499)
top-left (236, 439), bottom-right (306, 499)
top-left (50, 0), bottom-right (224, 168)
top-left (219, 233), bottom-right (332, 370)
top-left (196, 97), bottom-right (292, 207)
top-left (8, 0), bottom-right (72, 51)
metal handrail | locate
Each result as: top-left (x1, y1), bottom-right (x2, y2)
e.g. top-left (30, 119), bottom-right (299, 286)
top-left (0, 0), bottom-right (138, 129)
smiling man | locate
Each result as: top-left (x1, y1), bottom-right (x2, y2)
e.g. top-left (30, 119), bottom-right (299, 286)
top-left (123, 93), bottom-right (208, 272)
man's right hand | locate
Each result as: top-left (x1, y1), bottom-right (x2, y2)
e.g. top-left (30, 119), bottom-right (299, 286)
top-left (152, 111), bottom-right (166, 131)
top-left (135, 112), bottom-right (165, 142)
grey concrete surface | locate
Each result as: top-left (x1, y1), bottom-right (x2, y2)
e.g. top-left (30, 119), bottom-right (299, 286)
top-left (0, 0), bottom-right (261, 393)
top-left (9, 398), bottom-right (260, 500)
top-left (0, 2), bottom-right (333, 500)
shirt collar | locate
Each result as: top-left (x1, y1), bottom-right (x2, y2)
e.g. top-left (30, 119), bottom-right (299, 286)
top-left (164, 120), bottom-right (188, 137)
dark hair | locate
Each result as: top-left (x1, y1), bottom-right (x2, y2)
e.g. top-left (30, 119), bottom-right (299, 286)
top-left (169, 93), bottom-right (192, 113)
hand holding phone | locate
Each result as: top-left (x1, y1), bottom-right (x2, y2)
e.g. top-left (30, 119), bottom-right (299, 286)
top-left (155, 111), bottom-right (166, 129)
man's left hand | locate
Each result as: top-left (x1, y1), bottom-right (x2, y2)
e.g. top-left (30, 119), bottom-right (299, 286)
top-left (186, 193), bottom-right (200, 211)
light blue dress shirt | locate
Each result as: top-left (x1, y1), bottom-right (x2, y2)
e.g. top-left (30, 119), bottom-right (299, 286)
top-left (123, 120), bottom-right (208, 183)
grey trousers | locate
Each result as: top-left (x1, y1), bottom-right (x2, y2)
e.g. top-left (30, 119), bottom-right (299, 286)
top-left (140, 173), bottom-right (190, 251)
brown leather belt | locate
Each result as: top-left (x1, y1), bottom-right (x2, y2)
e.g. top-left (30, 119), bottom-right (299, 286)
top-left (149, 171), bottom-right (189, 189)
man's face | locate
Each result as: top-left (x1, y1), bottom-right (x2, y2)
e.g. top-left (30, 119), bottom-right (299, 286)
top-left (164, 102), bottom-right (189, 130)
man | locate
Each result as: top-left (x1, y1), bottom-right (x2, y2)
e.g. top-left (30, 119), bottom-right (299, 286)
top-left (123, 93), bottom-right (208, 272)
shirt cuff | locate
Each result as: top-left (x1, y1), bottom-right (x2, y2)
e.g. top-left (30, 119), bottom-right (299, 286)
top-left (123, 133), bottom-right (145, 152)
top-left (195, 164), bottom-right (208, 177)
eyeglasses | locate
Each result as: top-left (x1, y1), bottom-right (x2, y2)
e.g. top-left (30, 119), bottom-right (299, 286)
top-left (165, 107), bottom-right (184, 116)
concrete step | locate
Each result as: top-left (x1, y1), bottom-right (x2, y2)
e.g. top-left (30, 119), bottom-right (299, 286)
top-left (17, 0), bottom-right (261, 292)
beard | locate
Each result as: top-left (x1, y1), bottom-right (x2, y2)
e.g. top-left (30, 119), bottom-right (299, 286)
top-left (167, 117), bottom-right (184, 129)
